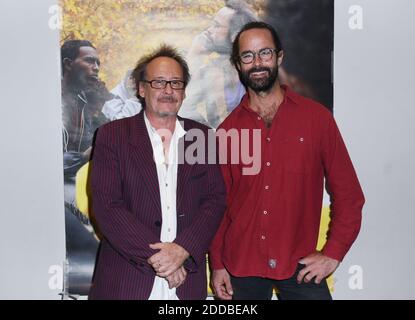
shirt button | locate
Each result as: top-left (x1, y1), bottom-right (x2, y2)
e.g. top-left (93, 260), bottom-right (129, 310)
top-left (261, 235), bottom-right (266, 240)
top-left (266, 162), bottom-right (271, 167)
top-left (263, 210), bottom-right (268, 215)
top-left (266, 137), bottom-right (271, 142)
top-left (269, 259), bottom-right (277, 269)
top-left (265, 185), bottom-right (269, 190)
top-left (257, 116), bottom-right (261, 120)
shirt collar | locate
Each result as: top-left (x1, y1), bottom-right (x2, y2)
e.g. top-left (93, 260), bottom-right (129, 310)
top-left (175, 118), bottom-right (187, 138)
top-left (282, 85), bottom-right (301, 105)
top-left (240, 84), bottom-right (301, 113)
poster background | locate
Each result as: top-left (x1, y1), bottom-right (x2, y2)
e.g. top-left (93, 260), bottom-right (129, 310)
top-left (1, 0), bottom-right (415, 299)
top-left (59, 0), bottom-right (334, 295)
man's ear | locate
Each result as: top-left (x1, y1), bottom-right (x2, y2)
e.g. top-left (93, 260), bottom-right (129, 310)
top-left (63, 57), bottom-right (73, 73)
top-left (138, 82), bottom-right (145, 100)
top-left (236, 61), bottom-right (242, 72)
top-left (277, 50), bottom-right (284, 67)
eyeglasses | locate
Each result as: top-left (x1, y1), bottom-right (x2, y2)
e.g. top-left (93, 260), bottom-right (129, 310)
top-left (143, 79), bottom-right (185, 90)
top-left (239, 48), bottom-right (279, 64)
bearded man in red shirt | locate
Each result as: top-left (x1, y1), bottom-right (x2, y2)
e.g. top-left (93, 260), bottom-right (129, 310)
top-left (209, 22), bottom-right (365, 300)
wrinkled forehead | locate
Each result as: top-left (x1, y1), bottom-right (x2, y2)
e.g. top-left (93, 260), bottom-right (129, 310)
top-left (146, 57), bottom-right (184, 79)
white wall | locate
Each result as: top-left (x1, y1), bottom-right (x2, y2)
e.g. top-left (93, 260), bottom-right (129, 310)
top-left (0, 0), bottom-right (65, 299)
top-left (0, 0), bottom-right (414, 299)
top-left (333, 0), bottom-right (415, 299)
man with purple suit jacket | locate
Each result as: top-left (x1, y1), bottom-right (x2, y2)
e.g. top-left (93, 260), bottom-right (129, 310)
top-left (89, 45), bottom-right (227, 300)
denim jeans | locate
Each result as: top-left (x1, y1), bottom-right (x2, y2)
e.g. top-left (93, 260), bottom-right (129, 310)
top-left (230, 263), bottom-right (332, 300)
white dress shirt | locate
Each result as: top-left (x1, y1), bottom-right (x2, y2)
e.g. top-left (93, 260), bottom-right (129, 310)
top-left (144, 112), bottom-right (186, 300)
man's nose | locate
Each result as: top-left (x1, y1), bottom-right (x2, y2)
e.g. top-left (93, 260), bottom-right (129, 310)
top-left (253, 54), bottom-right (262, 66)
top-left (163, 82), bottom-right (174, 94)
top-left (92, 61), bottom-right (99, 72)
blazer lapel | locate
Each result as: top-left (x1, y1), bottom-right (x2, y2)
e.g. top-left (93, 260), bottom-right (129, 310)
top-left (128, 111), bottom-right (161, 215)
top-left (177, 119), bottom-right (194, 210)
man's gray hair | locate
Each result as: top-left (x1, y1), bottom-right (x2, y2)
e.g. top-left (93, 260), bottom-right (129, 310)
top-left (131, 44), bottom-right (190, 108)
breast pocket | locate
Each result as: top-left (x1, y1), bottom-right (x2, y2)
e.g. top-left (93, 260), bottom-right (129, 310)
top-left (281, 136), bottom-right (312, 174)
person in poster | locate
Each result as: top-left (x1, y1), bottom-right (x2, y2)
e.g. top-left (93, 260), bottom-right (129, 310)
top-left (61, 39), bottom-right (112, 294)
top-left (178, 0), bottom-right (258, 128)
top-left (101, 0), bottom-right (258, 127)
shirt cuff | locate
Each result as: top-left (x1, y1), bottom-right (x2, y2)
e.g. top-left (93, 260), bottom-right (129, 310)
top-left (322, 240), bottom-right (348, 262)
top-left (209, 253), bottom-right (225, 270)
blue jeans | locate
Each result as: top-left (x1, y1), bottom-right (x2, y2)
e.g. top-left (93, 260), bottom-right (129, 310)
top-left (230, 264), bottom-right (332, 300)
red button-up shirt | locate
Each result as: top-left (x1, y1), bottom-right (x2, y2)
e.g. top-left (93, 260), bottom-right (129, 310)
top-left (209, 86), bottom-right (365, 280)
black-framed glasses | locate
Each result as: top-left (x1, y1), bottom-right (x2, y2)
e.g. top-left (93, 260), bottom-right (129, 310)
top-left (143, 79), bottom-right (185, 90)
top-left (239, 48), bottom-right (279, 64)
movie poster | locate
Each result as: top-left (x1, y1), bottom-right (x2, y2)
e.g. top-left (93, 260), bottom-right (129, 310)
top-left (59, 0), bottom-right (333, 297)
